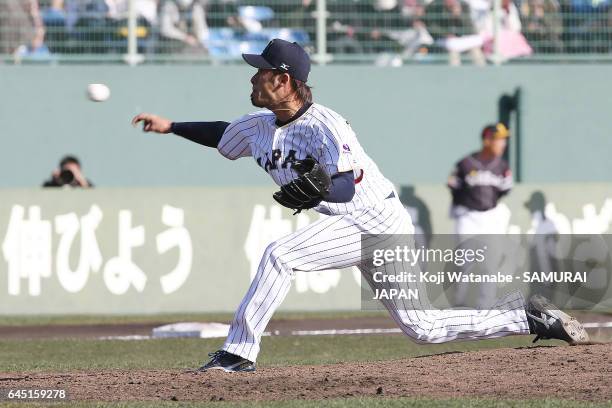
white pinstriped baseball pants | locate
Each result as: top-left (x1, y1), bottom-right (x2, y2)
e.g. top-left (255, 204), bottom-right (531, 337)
top-left (223, 196), bottom-right (530, 362)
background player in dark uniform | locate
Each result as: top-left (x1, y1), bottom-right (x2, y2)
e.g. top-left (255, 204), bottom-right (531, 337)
top-left (448, 122), bottom-right (512, 234)
top-left (447, 123), bottom-right (512, 307)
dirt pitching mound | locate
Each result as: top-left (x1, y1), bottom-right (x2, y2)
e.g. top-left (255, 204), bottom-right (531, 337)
top-left (2, 343), bottom-right (610, 402)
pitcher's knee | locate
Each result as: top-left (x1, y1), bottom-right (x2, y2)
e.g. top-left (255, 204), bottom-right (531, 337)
top-left (397, 324), bottom-right (434, 344)
top-left (260, 242), bottom-right (292, 274)
top-left (401, 324), bottom-right (459, 344)
top-left (399, 326), bottom-right (447, 344)
top-left (261, 241), bottom-right (278, 260)
top-left (393, 317), bottom-right (444, 344)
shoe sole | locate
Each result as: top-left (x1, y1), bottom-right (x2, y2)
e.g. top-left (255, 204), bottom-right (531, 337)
top-left (530, 295), bottom-right (590, 344)
top-left (195, 365), bottom-right (256, 373)
top-left (206, 366), bottom-right (255, 373)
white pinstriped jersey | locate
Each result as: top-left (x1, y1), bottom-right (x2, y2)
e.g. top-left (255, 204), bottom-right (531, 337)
top-left (217, 103), bottom-right (395, 215)
top-left (215, 105), bottom-right (531, 364)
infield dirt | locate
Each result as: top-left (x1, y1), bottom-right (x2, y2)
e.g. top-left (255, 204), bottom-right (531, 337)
top-left (1, 343), bottom-right (610, 402)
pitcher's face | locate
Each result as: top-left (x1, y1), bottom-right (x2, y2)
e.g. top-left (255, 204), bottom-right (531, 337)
top-left (250, 69), bottom-right (279, 108)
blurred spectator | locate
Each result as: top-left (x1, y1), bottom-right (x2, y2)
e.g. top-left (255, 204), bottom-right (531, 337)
top-left (206, 0), bottom-right (242, 29)
top-left (520, 0), bottom-right (564, 53)
top-left (398, 0), bottom-right (434, 58)
top-left (466, 0), bottom-right (491, 34)
top-left (60, 0), bottom-right (102, 34)
top-left (105, 0), bottom-right (158, 25)
top-left (484, 0), bottom-right (523, 33)
top-left (561, 0), bottom-right (610, 53)
top-left (236, 5), bottom-right (275, 33)
top-left (41, 0), bottom-right (69, 54)
top-left (42, 0), bottom-right (133, 54)
top-left (43, 156), bottom-right (94, 188)
top-left (0, 0), bottom-right (47, 60)
top-left (360, 0), bottom-right (433, 62)
top-left (71, 0), bottom-right (117, 54)
top-left (158, 0), bottom-right (208, 53)
top-left (283, 0), bottom-right (315, 29)
top-left (402, 0), bottom-right (426, 19)
top-left (327, 0), bottom-right (369, 54)
top-left (327, 0), bottom-right (428, 59)
top-left (481, 0), bottom-right (533, 60)
top-left (278, 0), bottom-right (316, 42)
top-left (105, 0), bottom-right (159, 54)
top-left (400, 0), bottom-right (434, 57)
top-left (362, 0), bottom-right (410, 54)
top-left (424, 0), bottom-right (486, 65)
top-left (3, 0), bottom-right (612, 59)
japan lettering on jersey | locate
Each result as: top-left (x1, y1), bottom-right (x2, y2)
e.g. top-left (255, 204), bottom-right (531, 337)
top-left (217, 103), bottom-right (395, 215)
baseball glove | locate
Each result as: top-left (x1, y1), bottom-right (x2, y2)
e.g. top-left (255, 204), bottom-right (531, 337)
top-left (273, 158), bottom-right (332, 214)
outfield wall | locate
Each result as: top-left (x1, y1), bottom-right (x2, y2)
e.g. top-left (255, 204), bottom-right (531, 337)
top-left (1, 65), bottom-right (612, 189)
top-left (1, 184), bottom-right (611, 315)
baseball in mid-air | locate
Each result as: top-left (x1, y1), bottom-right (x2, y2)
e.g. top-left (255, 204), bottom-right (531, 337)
top-left (87, 83), bottom-right (111, 102)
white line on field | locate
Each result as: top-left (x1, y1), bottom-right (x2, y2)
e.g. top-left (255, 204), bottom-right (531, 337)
top-left (98, 335), bottom-right (152, 340)
top-left (96, 321), bottom-right (612, 340)
top-left (583, 322), bottom-right (612, 328)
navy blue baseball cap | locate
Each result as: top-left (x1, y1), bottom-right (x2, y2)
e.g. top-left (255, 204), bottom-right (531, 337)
top-left (242, 39), bottom-right (311, 83)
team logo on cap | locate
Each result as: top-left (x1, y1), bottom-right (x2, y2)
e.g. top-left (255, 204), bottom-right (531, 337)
top-left (279, 63), bottom-right (290, 70)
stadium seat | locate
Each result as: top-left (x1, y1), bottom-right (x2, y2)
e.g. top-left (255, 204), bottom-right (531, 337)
top-left (237, 6), bottom-right (275, 22)
top-left (238, 40), bottom-right (270, 55)
top-left (207, 28), bottom-right (238, 58)
top-left (254, 28), bottom-right (311, 45)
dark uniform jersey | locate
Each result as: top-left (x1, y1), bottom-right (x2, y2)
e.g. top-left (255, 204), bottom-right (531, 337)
top-left (448, 152), bottom-right (512, 211)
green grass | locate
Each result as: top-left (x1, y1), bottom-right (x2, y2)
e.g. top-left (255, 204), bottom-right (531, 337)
top-left (2, 398), bottom-right (611, 408)
top-left (0, 334), bottom-right (550, 372)
top-left (2, 309), bottom-right (607, 327)
top-left (0, 311), bottom-right (388, 327)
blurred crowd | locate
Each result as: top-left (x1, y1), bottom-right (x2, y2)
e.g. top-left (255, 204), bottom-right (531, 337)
top-left (0, 0), bottom-right (611, 64)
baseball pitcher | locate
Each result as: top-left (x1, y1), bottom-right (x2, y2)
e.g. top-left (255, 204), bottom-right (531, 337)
top-left (133, 40), bottom-right (588, 373)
